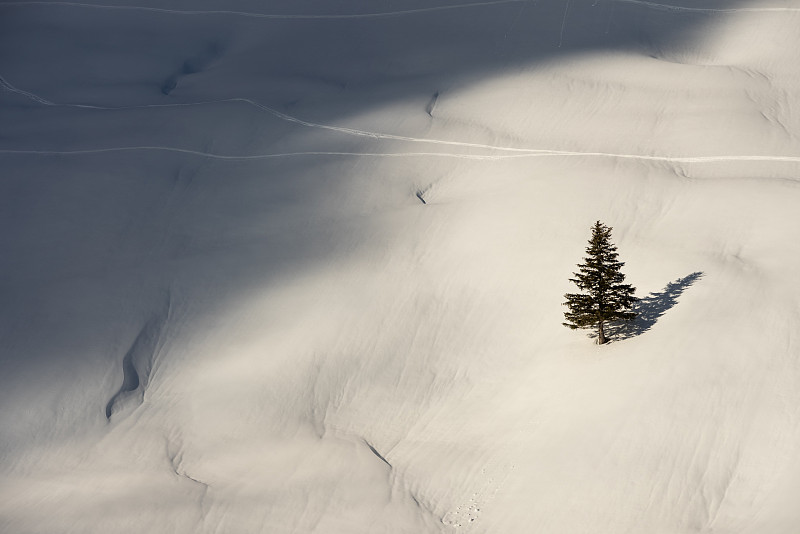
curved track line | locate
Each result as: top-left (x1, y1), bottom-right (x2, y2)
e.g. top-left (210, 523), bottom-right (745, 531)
top-left (0, 147), bottom-right (525, 160)
top-left (4, 0), bottom-right (797, 17)
top-left (2, 147), bottom-right (800, 164)
top-left (0, 73), bottom-right (559, 154)
top-left (0, 74), bottom-right (56, 105)
top-left (612, 0), bottom-right (800, 13)
top-left (2, 74), bottom-right (799, 164)
top-left (0, 0), bottom-right (527, 19)
top-left (0, 147), bottom-right (503, 160)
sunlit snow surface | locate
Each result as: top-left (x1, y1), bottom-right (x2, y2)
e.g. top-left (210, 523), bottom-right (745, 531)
top-left (1, 0), bottom-right (800, 532)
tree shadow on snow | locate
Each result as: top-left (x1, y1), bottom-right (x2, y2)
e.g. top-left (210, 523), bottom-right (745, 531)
top-left (607, 271), bottom-right (704, 341)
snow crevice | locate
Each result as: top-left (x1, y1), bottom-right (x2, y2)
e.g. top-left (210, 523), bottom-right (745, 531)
top-left (105, 292), bottom-right (172, 420)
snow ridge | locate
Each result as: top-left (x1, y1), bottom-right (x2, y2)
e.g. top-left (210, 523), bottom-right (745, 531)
top-left (105, 294), bottom-right (172, 420)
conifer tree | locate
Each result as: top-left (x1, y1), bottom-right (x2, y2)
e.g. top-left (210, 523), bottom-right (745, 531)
top-left (563, 221), bottom-right (637, 344)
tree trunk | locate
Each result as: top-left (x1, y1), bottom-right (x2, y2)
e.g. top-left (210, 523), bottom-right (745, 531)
top-left (597, 320), bottom-right (607, 345)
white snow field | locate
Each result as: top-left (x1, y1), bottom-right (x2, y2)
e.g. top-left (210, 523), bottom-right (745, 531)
top-left (1, 0), bottom-right (800, 532)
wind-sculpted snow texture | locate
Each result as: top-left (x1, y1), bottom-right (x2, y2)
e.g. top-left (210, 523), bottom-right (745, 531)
top-left (1, 1), bottom-right (800, 533)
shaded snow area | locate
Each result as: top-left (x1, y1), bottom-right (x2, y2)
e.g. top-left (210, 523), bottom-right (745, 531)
top-left (2, 0), bottom-right (800, 532)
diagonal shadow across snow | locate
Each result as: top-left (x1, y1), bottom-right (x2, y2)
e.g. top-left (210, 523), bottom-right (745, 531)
top-left (609, 271), bottom-right (704, 341)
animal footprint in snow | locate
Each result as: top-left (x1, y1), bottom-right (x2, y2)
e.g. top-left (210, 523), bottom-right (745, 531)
top-left (441, 499), bottom-right (481, 528)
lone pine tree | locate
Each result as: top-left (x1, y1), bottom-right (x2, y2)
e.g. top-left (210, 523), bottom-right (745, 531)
top-left (563, 221), bottom-right (637, 344)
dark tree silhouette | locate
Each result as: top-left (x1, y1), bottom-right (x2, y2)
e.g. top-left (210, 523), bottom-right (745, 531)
top-left (563, 221), bottom-right (637, 344)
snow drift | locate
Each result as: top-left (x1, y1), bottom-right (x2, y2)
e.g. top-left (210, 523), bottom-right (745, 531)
top-left (1, 0), bottom-right (800, 532)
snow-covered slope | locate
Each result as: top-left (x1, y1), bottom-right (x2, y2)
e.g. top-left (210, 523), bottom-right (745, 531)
top-left (2, 1), bottom-right (800, 532)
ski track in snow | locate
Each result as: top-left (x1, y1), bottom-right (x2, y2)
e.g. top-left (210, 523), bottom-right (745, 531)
top-left (0, 0), bottom-right (529, 19)
top-left (0, 74), bottom-right (56, 106)
top-left (2, 74), bottom-right (800, 165)
top-left (3, 0), bottom-right (799, 18)
top-left (611, 0), bottom-right (800, 13)
top-left (1, 74), bottom-right (553, 154)
top-left (558, 0), bottom-right (571, 48)
top-left (2, 147), bottom-right (800, 165)
top-left (0, 146), bottom-right (531, 161)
